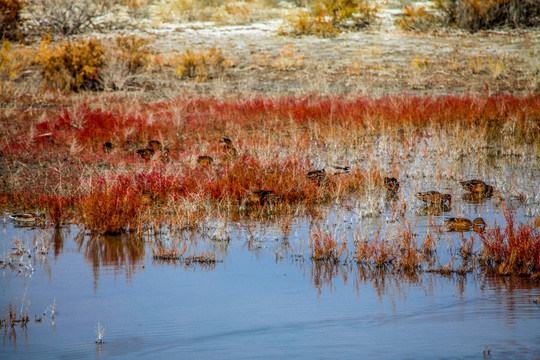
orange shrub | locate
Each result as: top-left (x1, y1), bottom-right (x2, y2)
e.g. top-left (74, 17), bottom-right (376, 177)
top-left (37, 36), bottom-right (105, 91)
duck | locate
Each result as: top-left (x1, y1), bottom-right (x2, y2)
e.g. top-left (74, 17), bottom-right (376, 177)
top-left (246, 190), bottom-right (275, 206)
top-left (219, 137), bottom-right (238, 159)
top-left (384, 177), bottom-right (400, 193)
top-left (197, 155), bottom-right (214, 167)
top-left (459, 180), bottom-right (494, 196)
top-left (307, 165), bottom-right (350, 184)
top-left (147, 140), bottom-right (163, 152)
top-left (444, 217), bottom-right (486, 232)
top-left (416, 191), bottom-right (452, 205)
top-left (102, 142), bottom-right (113, 153)
top-left (136, 148), bottom-right (155, 161)
top-left (9, 213), bottom-right (46, 225)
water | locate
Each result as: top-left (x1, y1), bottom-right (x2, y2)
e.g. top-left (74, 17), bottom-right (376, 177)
top-left (1, 204), bottom-right (539, 359)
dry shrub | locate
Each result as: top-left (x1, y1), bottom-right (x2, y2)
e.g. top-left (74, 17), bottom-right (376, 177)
top-left (281, 0), bottom-right (378, 37)
top-left (175, 47), bottom-right (230, 82)
top-left (396, 6), bottom-right (441, 31)
top-left (280, 10), bottom-right (338, 37)
top-left (275, 43), bottom-right (304, 70)
top-left (153, 0), bottom-right (280, 24)
top-left (434, 0), bottom-right (540, 31)
top-left (37, 36), bottom-right (105, 91)
top-left (0, 39), bottom-right (32, 81)
top-left (0, 0), bottom-right (22, 40)
top-left (113, 35), bottom-right (153, 74)
top-left (24, 0), bottom-right (119, 37)
top-left (101, 35), bottom-right (154, 90)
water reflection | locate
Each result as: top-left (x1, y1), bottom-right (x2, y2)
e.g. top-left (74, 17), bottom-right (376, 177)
top-left (73, 232), bottom-right (145, 290)
top-left (417, 203), bottom-right (452, 216)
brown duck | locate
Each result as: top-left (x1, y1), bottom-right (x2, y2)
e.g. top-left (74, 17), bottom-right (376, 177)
top-left (307, 165), bottom-right (350, 183)
top-left (246, 190), bottom-right (275, 206)
top-left (102, 142), bottom-right (113, 153)
top-left (147, 140), bottom-right (163, 152)
top-left (444, 217), bottom-right (486, 232)
top-left (197, 155), bottom-right (214, 167)
top-left (10, 213), bottom-right (46, 225)
top-left (416, 191), bottom-right (452, 205)
top-left (219, 137), bottom-right (238, 159)
top-left (459, 180), bottom-right (494, 196)
top-left (384, 177), bottom-right (400, 193)
top-left (136, 148), bottom-right (155, 161)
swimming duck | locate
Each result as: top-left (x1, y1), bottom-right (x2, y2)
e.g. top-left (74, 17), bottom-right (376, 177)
top-left (136, 148), bottom-right (155, 161)
top-left (197, 155), bottom-right (214, 167)
top-left (444, 217), bottom-right (486, 232)
top-left (459, 180), bottom-right (494, 196)
top-left (307, 165), bottom-right (350, 183)
top-left (416, 191), bottom-right (452, 205)
top-left (384, 177), bottom-right (400, 193)
top-left (9, 213), bottom-right (46, 225)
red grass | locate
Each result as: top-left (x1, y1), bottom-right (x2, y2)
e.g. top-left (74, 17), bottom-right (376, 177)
top-left (310, 230), bottom-right (347, 262)
top-left (479, 206), bottom-right (540, 276)
top-left (1, 93), bottom-right (539, 232)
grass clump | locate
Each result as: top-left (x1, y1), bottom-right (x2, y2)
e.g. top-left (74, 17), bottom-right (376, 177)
top-left (37, 36), bottom-right (105, 91)
top-left (310, 230), bottom-right (347, 262)
top-left (175, 47), bottom-right (230, 82)
top-left (479, 207), bottom-right (540, 277)
top-left (434, 0), bottom-right (540, 31)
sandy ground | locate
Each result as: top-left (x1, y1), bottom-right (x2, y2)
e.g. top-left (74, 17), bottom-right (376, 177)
top-left (129, 11), bottom-right (540, 98)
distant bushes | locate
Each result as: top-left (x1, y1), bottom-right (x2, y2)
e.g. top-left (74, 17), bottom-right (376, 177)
top-left (400, 0), bottom-right (540, 32)
top-left (435, 0), bottom-right (540, 31)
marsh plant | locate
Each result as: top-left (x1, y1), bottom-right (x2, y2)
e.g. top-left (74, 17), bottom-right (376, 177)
top-left (95, 320), bottom-right (105, 344)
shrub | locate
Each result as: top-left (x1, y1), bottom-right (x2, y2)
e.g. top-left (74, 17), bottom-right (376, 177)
top-left (434, 0), bottom-right (540, 31)
top-left (0, 0), bottom-right (22, 40)
top-left (396, 6), bottom-right (441, 31)
top-left (24, 0), bottom-right (119, 37)
top-left (78, 182), bottom-right (145, 234)
top-left (113, 35), bottom-right (153, 74)
top-left (37, 36), bottom-right (105, 91)
top-left (0, 39), bottom-right (31, 80)
top-left (175, 47), bottom-right (230, 82)
top-left (281, 0), bottom-right (378, 36)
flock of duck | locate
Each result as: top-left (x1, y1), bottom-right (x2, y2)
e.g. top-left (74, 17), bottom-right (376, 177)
top-left (384, 177), bottom-right (495, 233)
top-left (8, 137), bottom-right (497, 234)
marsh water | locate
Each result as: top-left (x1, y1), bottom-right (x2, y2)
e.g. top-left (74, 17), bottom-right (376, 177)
top-left (2, 135), bottom-right (540, 359)
top-left (2, 192), bottom-right (540, 359)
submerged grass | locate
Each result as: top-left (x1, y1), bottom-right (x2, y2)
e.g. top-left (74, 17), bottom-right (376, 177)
top-left (0, 93), bottom-right (539, 279)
